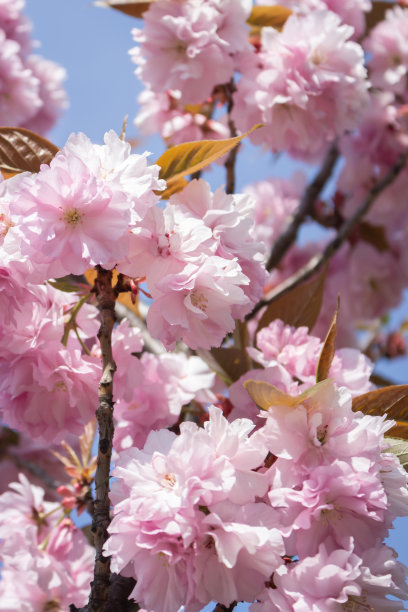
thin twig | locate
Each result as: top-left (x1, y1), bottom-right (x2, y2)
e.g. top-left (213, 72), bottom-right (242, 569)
top-left (88, 266), bottom-right (117, 612)
top-left (249, 148), bottom-right (408, 320)
top-left (114, 301), bottom-right (165, 355)
top-left (266, 141), bottom-right (339, 271)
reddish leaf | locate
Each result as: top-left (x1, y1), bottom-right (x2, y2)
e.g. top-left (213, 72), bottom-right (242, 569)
top-left (155, 125), bottom-right (262, 193)
top-left (387, 422), bottom-right (408, 442)
top-left (352, 385), bottom-right (408, 421)
top-left (95, 0), bottom-right (154, 18)
top-left (365, 1), bottom-right (396, 33)
top-left (210, 347), bottom-right (249, 383)
top-left (316, 298), bottom-right (339, 382)
top-left (359, 222), bottom-right (389, 252)
top-left (0, 127), bottom-right (59, 175)
top-left (256, 265), bottom-right (327, 336)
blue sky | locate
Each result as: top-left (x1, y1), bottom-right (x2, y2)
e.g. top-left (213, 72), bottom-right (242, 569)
top-left (25, 1), bottom-right (408, 608)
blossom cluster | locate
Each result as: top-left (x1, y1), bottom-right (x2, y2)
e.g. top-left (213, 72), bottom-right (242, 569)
top-left (0, 474), bottom-right (94, 610)
top-left (0, 0), bottom-right (67, 133)
top-left (105, 384), bottom-right (408, 612)
top-left (1, 0), bottom-right (408, 610)
top-left (1, 131), bottom-right (265, 352)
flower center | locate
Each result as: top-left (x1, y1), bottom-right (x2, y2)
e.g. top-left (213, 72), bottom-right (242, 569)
top-left (161, 472), bottom-right (176, 488)
top-left (53, 380), bottom-right (68, 392)
top-left (62, 207), bottom-right (83, 226)
top-left (190, 289), bottom-right (208, 312)
top-left (0, 212), bottom-right (13, 238)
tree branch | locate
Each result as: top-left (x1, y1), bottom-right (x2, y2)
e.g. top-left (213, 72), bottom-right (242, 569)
top-left (266, 141), bottom-right (339, 271)
top-left (87, 266), bottom-right (117, 612)
top-left (224, 80), bottom-right (238, 195)
top-left (213, 602), bottom-right (237, 612)
top-left (249, 148), bottom-right (408, 320)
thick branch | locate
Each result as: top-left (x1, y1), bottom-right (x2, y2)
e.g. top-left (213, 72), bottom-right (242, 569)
top-left (88, 266), bottom-right (117, 612)
top-left (266, 141), bottom-right (339, 271)
top-left (249, 148), bottom-right (408, 320)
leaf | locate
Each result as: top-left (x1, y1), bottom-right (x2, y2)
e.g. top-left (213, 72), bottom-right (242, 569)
top-left (155, 125), bottom-right (262, 193)
top-left (384, 437), bottom-right (408, 472)
top-left (0, 127), bottom-right (59, 175)
top-left (359, 222), bottom-right (389, 252)
top-left (352, 385), bottom-right (408, 421)
top-left (210, 347), bottom-right (249, 383)
top-left (244, 378), bottom-right (332, 411)
top-left (158, 177), bottom-right (189, 200)
top-left (48, 278), bottom-right (82, 293)
top-left (256, 265), bottom-right (327, 336)
top-left (247, 5), bottom-right (292, 29)
top-left (316, 297), bottom-right (339, 383)
top-left (94, 0), bottom-right (154, 18)
top-left (365, 1), bottom-right (396, 33)
top-left (387, 422), bottom-right (408, 442)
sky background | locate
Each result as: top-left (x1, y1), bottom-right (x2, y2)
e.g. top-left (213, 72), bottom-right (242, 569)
top-left (24, 1), bottom-right (408, 608)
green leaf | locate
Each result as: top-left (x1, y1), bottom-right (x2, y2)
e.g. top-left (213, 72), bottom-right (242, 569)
top-left (384, 437), bottom-right (408, 472)
top-left (94, 0), bottom-right (154, 18)
top-left (352, 385), bottom-right (408, 421)
top-left (256, 265), bottom-right (327, 337)
top-left (0, 127), bottom-right (59, 176)
top-left (48, 279), bottom-right (81, 293)
top-left (247, 5), bottom-right (292, 29)
top-left (316, 297), bottom-right (339, 383)
top-left (155, 125), bottom-right (263, 194)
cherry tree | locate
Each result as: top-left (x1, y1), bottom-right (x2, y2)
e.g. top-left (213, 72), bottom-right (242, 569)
top-left (0, 1), bottom-right (408, 611)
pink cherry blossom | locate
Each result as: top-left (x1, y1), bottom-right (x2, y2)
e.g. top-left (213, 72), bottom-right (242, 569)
top-left (114, 351), bottom-right (215, 450)
top-left (14, 130), bottom-right (164, 279)
top-left (249, 319), bottom-right (374, 396)
top-left (0, 348), bottom-right (100, 442)
top-left (135, 89), bottom-right (229, 146)
top-left (105, 407), bottom-right (280, 611)
top-left (170, 179), bottom-right (267, 309)
top-left (0, 28), bottom-right (41, 125)
top-left (233, 10), bottom-right (369, 158)
top-left (243, 173), bottom-right (306, 249)
top-left (22, 55), bottom-right (68, 135)
top-left (131, 0), bottom-right (252, 103)
top-left (364, 6), bottom-right (408, 96)
top-left (255, 0), bottom-right (371, 38)
top-left (146, 256), bottom-right (250, 350)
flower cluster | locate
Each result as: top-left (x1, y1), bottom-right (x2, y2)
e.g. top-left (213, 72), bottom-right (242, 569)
top-left (105, 406), bottom-right (284, 611)
top-left (232, 10), bottom-right (369, 158)
top-left (130, 0), bottom-right (252, 104)
top-left (0, 0), bottom-right (67, 133)
top-left (0, 474), bottom-right (94, 610)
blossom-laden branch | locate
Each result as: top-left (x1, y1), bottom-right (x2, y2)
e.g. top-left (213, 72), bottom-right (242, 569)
top-left (87, 266), bottom-right (117, 612)
top-left (249, 148), bottom-right (408, 320)
top-left (266, 141), bottom-right (339, 271)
